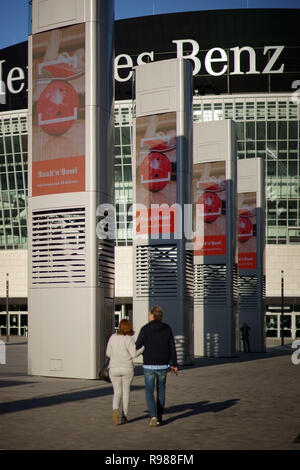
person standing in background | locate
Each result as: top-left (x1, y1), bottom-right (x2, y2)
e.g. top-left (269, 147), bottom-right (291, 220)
top-left (240, 322), bottom-right (251, 352)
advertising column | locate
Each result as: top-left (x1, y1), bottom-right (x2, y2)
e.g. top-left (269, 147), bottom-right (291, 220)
top-left (31, 23), bottom-right (86, 196)
top-left (133, 58), bottom-right (194, 365)
top-left (28, 0), bottom-right (114, 379)
top-left (237, 158), bottom-right (265, 352)
top-left (193, 120), bottom-right (237, 357)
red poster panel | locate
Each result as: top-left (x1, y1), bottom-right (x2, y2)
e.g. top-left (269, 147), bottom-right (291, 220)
top-left (193, 161), bottom-right (226, 256)
top-left (135, 113), bottom-right (177, 235)
top-left (238, 192), bottom-right (257, 269)
top-left (32, 23), bottom-right (85, 196)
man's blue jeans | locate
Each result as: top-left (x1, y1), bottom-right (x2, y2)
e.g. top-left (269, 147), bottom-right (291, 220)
top-left (143, 368), bottom-right (167, 420)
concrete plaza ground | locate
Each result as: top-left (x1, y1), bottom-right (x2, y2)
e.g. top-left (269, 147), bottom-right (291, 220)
top-left (0, 336), bottom-right (300, 451)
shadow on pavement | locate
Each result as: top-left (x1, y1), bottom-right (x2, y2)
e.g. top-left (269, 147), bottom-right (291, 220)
top-left (179, 343), bottom-right (294, 371)
top-left (0, 384), bottom-right (144, 416)
top-left (129, 399), bottom-right (240, 425)
top-left (1, 338), bottom-right (294, 379)
top-left (132, 344), bottom-right (293, 375)
top-left (163, 398), bottom-right (240, 425)
top-left (0, 380), bottom-right (37, 388)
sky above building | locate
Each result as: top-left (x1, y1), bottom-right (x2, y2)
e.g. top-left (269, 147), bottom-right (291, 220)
top-left (0, 0), bottom-right (299, 49)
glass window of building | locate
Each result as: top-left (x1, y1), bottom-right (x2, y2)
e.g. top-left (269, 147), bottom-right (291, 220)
top-left (0, 112), bottom-right (28, 249)
top-left (1, 95), bottom-right (299, 249)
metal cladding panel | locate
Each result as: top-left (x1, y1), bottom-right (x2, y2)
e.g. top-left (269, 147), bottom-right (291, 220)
top-left (238, 273), bottom-right (266, 353)
top-left (135, 58), bottom-right (190, 117)
top-left (28, 286), bottom-right (96, 378)
top-left (237, 158), bottom-right (265, 275)
top-left (193, 120), bottom-right (237, 357)
top-left (133, 58), bottom-right (192, 243)
top-left (133, 58), bottom-right (194, 365)
top-left (237, 158), bottom-right (265, 352)
top-left (194, 264), bottom-right (238, 356)
top-left (238, 158), bottom-right (260, 193)
top-left (28, 0), bottom-right (114, 379)
top-left (193, 120), bottom-right (236, 265)
top-left (32, 0), bottom-right (85, 34)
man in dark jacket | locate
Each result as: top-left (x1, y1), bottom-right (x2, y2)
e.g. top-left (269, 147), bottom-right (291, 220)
top-left (136, 305), bottom-right (178, 427)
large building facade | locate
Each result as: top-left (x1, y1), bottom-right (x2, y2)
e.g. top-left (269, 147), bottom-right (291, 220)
top-left (1, 8), bottom-right (300, 340)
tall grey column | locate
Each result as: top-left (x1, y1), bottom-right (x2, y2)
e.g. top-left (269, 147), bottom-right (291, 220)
top-left (193, 120), bottom-right (238, 357)
top-left (133, 58), bottom-right (194, 365)
top-left (237, 158), bottom-right (265, 352)
top-left (28, 0), bottom-right (114, 379)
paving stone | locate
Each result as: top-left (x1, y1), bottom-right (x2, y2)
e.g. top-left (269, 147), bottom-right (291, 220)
top-left (0, 337), bottom-right (299, 450)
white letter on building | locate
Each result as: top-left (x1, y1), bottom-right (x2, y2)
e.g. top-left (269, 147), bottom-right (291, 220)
top-left (172, 39), bottom-right (201, 75)
top-left (114, 54), bottom-right (133, 82)
top-left (230, 46), bottom-right (259, 75)
top-left (0, 60), bottom-right (6, 101)
top-left (262, 46), bottom-right (285, 74)
top-left (205, 47), bottom-right (228, 76)
top-left (7, 67), bottom-right (25, 94)
top-left (137, 51), bottom-right (154, 66)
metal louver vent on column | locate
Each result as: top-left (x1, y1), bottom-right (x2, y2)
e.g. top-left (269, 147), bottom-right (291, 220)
top-left (262, 275), bottom-right (266, 297)
top-left (238, 275), bottom-right (258, 309)
top-left (136, 245), bottom-right (178, 297)
top-left (194, 264), bottom-right (227, 306)
top-left (233, 264), bottom-right (238, 302)
top-left (98, 239), bottom-right (114, 288)
top-left (31, 208), bottom-right (86, 285)
top-left (185, 250), bottom-right (194, 297)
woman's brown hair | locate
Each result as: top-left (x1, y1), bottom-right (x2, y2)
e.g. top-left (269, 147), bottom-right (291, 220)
top-left (117, 319), bottom-right (134, 336)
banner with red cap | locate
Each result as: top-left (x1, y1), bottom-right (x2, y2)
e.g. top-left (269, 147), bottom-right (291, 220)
top-left (237, 192), bottom-right (257, 269)
top-left (135, 112), bottom-right (177, 235)
top-left (193, 161), bottom-right (226, 256)
top-left (32, 23), bottom-right (85, 196)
